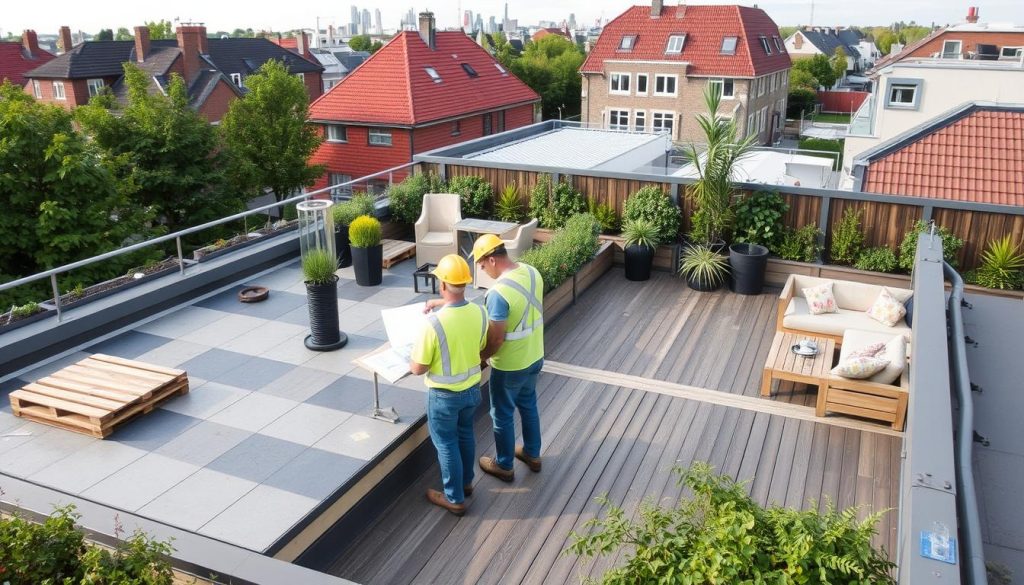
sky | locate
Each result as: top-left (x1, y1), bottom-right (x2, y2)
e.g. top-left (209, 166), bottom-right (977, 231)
top-left (2, 0), bottom-right (1021, 38)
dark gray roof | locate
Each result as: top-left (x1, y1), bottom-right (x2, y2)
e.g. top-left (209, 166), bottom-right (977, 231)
top-left (799, 29), bottom-right (861, 59)
top-left (334, 52), bottom-right (368, 74)
top-left (26, 40), bottom-right (135, 78)
top-left (204, 38), bottom-right (323, 76)
top-left (837, 29), bottom-right (864, 51)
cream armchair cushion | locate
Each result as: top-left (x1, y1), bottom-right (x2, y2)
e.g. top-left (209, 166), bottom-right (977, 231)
top-left (414, 193), bottom-right (462, 266)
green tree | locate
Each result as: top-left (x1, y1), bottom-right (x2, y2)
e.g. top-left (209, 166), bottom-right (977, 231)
top-left (76, 64), bottom-right (240, 234)
top-left (793, 54), bottom-right (836, 89)
top-left (115, 27), bottom-right (133, 41)
top-left (220, 60), bottom-right (325, 201)
top-left (348, 34), bottom-right (371, 52)
top-left (493, 31), bottom-right (519, 69)
top-left (369, 40), bottom-right (385, 53)
top-left (509, 35), bottom-right (583, 119)
top-left (832, 46), bottom-right (848, 82)
top-left (145, 19), bottom-right (173, 40)
top-left (96, 28), bottom-right (114, 41)
top-left (789, 67), bottom-right (818, 89)
top-left (778, 26), bottom-right (798, 39)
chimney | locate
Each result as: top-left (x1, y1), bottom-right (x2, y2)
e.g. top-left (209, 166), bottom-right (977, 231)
top-left (176, 24), bottom-right (209, 84)
top-left (296, 31), bottom-right (307, 56)
top-left (22, 30), bottom-right (40, 57)
top-left (794, 33), bottom-right (803, 49)
top-left (676, 3), bottom-right (687, 18)
top-left (418, 12), bottom-right (436, 49)
top-left (134, 26), bottom-right (150, 62)
top-left (966, 6), bottom-right (979, 23)
top-left (652, 0), bottom-right (663, 17)
top-left (58, 26), bottom-right (73, 54)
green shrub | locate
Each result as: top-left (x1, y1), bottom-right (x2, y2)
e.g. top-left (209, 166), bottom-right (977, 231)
top-left (567, 462), bottom-right (895, 585)
top-left (855, 246), bottom-right (899, 273)
top-left (621, 218), bottom-right (659, 249)
top-left (778, 223), bottom-right (823, 262)
top-left (494, 183), bottom-right (525, 223)
top-left (447, 175), bottom-right (493, 219)
top-left (799, 137), bottom-right (844, 169)
top-left (733, 190), bottom-right (788, 250)
top-left (349, 215), bottom-right (382, 248)
top-left (302, 248), bottom-right (338, 284)
top-left (332, 192), bottom-right (376, 227)
top-left (587, 198), bottom-right (619, 234)
top-left (9, 302), bottom-right (40, 318)
top-left (519, 213), bottom-right (600, 292)
top-left (528, 175), bottom-right (587, 229)
top-left (386, 173), bottom-right (445, 224)
top-left (972, 235), bottom-right (1024, 290)
top-left (679, 244), bottom-right (730, 288)
top-left (623, 186), bottom-right (680, 245)
top-left (830, 207), bottom-right (865, 265)
top-left (787, 87), bottom-right (818, 118)
top-left (528, 174), bottom-right (552, 224)
top-left (898, 220), bottom-right (964, 271)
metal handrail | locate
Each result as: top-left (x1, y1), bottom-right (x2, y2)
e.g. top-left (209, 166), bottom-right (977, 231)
top-left (944, 262), bottom-right (988, 585)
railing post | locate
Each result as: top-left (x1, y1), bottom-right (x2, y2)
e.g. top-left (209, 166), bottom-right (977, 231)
top-left (922, 205), bottom-right (934, 224)
top-left (816, 195), bottom-right (831, 264)
top-left (388, 171), bottom-right (394, 189)
top-left (176, 236), bottom-right (185, 275)
top-left (50, 273), bottom-right (62, 322)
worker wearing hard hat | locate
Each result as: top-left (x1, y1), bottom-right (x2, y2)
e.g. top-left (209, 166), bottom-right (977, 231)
top-left (409, 254), bottom-right (489, 516)
top-left (472, 234), bottom-right (544, 483)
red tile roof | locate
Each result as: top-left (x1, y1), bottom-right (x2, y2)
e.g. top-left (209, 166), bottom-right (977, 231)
top-left (580, 4), bottom-right (791, 76)
top-left (309, 31), bottom-right (540, 126)
top-left (532, 28), bottom-right (572, 43)
top-left (862, 108), bottom-right (1024, 206)
top-left (0, 42), bottom-right (55, 86)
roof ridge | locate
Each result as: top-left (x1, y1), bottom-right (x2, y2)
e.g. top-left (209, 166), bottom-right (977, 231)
top-left (580, 4), bottom-right (639, 72)
top-left (734, 4), bottom-right (754, 77)
top-left (401, 33), bottom-right (417, 125)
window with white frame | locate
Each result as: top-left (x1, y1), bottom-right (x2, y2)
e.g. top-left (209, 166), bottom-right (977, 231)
top-left (941, 40), bottom-right (962, 59)
top-left (636, 73), bottom-right (648, 94)
top-left (494, 62), bottom-right (508, 75)
top-left (230, 73), bottom-right (243, 87)
top-left (87, 78), bottom-right (104, 98)
top-left (608, 109), bottom-right (630, 130)
top-left (654, 74), bottom-right (677, 96)
top-left (634, 110), bottom-right (646, 132)
top-left (758, 75), bottom-right (766, 96)
top-left (326, 125), bottom-right (347, 142)
top-left (759, 106), bottom-right (767, 132)
top-left (425, 67), bottom-right (441, 82)
top-left (759, 36), bottom-right (772, 55)
top-left (769, 72), bottom-right (776, 92)
top-left (1000, 46), bottom-right (1023, 59)
top-left (295, 73), bottom-right (305, 83)
top-left (747, 112), bottom-right (755, 136)
top-left (52, 81), bottom-right (65, 100)
top-left (666, 34), bottom-right (686, 54)
top-left (32, 80), bottom-right (41, 98)
top-left (329, 172), bottom-right (352, 199)
top-left (368, 128), bottom-right (392, 146)
top-left (482, 113), bottom-right (493, 135)
top-left (708, 78), bottom-right (734, 99)
top-left (610, 72), bottom-right (631, 94)
top-left (722, 78), bottom-right (734, 97)
top-left (618, 35), bottom-right (637, 51)
top-left (774, 36), bottom-right (783, 52)
top-left (886, 82), bottom-right (920, 108)
top-left (721, 36), bottom-right (738, 55)
top-left (451, 120), bottom-right (461, 135)
top-left (652, 111), bottom-right (674, 136)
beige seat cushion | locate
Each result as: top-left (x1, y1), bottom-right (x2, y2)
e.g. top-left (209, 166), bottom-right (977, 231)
top-left (838, 328), bottom-right (907, 385)
top-left (419, 232), bottom-right (454, 246)
top-left (784, 298), bottom-right (912, 339)
top-left (789, 275), bottom-right (912, 312)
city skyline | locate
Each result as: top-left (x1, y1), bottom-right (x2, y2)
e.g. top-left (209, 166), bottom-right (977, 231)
top-left (3, 0), bottom-right (1020, 38)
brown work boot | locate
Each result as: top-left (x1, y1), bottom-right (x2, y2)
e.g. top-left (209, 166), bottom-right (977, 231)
top-left (426, 489), bottom-right (466, 516)
top-left (464, 484), bottom-right (474, 497)
top-left (515, 446), bottom-right (542, 472)
top-left (478, 456), bottom-right (514, 482)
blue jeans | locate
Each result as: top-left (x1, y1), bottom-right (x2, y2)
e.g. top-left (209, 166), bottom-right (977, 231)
top-left (427, 384), bottom-right (481, 504)
top-left (489, 359), bottom-right (543, 470)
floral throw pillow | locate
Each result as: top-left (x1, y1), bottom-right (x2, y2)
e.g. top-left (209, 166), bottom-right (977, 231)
top-left (848, 341), bottom-right (886, 359)
top-left (832, 356), bottom-right (890, 379)
top-left (802, 282), bottom-right (838, 315)
top-left (866, 287), bottom-right (907, 327)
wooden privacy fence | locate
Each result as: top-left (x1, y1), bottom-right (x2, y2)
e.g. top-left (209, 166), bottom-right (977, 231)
top-left (817, 90), bottom-right (870, 114)
top-left (412, 162), bottom-right (1023, 271)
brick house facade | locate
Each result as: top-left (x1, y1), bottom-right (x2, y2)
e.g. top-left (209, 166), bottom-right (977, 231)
top-left (0, 30), bottom-right (55, 87)
top-left (870, 11), bottom-right (1024, 73)
top-left (580, 2), bottom-right (791, 145)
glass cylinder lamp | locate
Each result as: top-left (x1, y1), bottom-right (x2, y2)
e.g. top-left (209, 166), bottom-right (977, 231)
top-left (296, 200), bottom-right (336, 262)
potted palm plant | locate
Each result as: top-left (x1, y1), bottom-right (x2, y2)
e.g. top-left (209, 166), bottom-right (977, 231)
top-left (350, 215), bottom-right (383, 286)
top-left (679, 244), bottom-right (730, 292)
top-left (332, 193), bottom-right (376, 269)
top-left (622, 218), bottom-right (659, 281)
top-left (303, 248), bottom-right (347, 351)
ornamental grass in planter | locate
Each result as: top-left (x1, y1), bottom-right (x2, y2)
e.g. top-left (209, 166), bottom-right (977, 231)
top-left (302, 248), bottom-right (347, 351)
top-left (332, 193), bottom-right (376, 269)
top-left (349, 215), bottom-right (383, 286)
top-left (621, 218), bottom-right (659, 282)
top-left (679, 244), bottom-right (729, 292)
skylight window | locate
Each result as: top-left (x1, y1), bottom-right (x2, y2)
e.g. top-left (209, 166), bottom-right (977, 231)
top-left (773, 35), bottom-right (783, 52)
top-left (666, 34), bottom-right (686, 54)
top-left (461, 63), bottom-right (478, 77)
top-left (759, 36), bottom-right (772, 55)
top-left (425, 67), bottom-right (441, 82)
top-left (721, 36), bottom-right (738, 55)
top-left (494, 62), bottom-right (507, 75)
top-left (619, 35), bottom-right (637, 51)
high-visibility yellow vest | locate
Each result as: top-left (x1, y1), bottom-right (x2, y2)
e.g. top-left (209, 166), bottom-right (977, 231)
top-left (486, 263), bottom-right (544, 372)
top-left (422, 302), bottom-right (488, 391)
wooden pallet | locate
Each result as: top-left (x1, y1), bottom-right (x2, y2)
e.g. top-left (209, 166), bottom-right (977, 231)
top-left (381, 239), bottom-right (417, 268)
top-left (8, 354), bottom-right (189, 438)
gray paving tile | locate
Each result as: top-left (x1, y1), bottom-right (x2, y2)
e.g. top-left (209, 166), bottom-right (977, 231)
top-left (259, 331), bottom-right (321, 365)
top-left (378, 386), bottom-right (428, 419)
top-left (199, 484), bottom-right (318, 552)
top-left (154, 420), bottom-right (252, 466)
top-left (0, 427), bottom-right (95, 477)
top-left (363, 286), bottom-right (424, 307)
top-left (136, 306), bottom-right (229, 338)
top-left (264, 447), bottom-right (363, 500)
top-left (312, 413), bottom-right (409, 461)
top-left (335, 282), bottom-right (379, 302)
top-left (86, 330), bottom-right (173, 360)
top-left (259, 403), bottom-right (352, 446)
top-left (82, 453), bottom-right (200, 511)
top-left (138, 468), bottom-right (258, 531)
top-left (30, 440), bottom-right (147, 493)
top-left (235, 290), bottom-right (309, 320)
top-left (207, 392), bottom-right (297, 432)
top-left (214, 356), bottom-right (295, 390)
top-left (108, 408), bottom-right (200, 451)
top-left (258, 366), bottom-right (340, 402)
top-left (336, 302), bottom-right (390, 332)
top-left (20, 351), bottom-right (92, 381)
top-left (303, 334), bottom-right (381, 376)
top-left (244, 265), bottom-right (303, 290)
top-left (306, 375), bottom-right (403, 413)
top-left (133, 339), bottom-right (209, 368)
top-left (206, 433), bottom-right (306, 483)
top-left (177, 314), bottom-right (268, 347)
top-left (160, 381), bottom-right (249, 420)
top-left (219, 321), bottom-right (308, 355)
top-left (0, 378), bottom-right (27, 414)
top-left (0, 411), bottom-right (23, 434)
top-left (179, 348), bottom-right (253, 381)
top-left (0, 420), bottom-right (57, 456)
top-left (195, 285), bottom-right (250, 313)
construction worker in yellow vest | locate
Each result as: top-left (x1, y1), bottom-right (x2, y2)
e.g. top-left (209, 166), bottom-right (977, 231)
top-left (410, 254), bottom-right (488, 516)
top-left (472, 234), bottom-right (544, 483)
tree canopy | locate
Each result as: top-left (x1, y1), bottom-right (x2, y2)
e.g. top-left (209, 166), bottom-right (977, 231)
top-left (831, 47), bottom-right (848, 82)
top-left (115, 27), bottom-right (133, 41)
top-left (792, 54), bottom-right (837, 89)
top-left (95, 29), bottom-right (113, 41)
top-left (348, 34), bottom-right (384, 54)
top-left (146, 20), bottom-right (173, 40)
top-left (509, 35), bottom-right (584, 119)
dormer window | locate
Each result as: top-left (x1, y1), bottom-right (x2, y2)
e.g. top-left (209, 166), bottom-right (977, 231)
top-left (773, 36), bottom-right (783, 52)
top-left (665, 34), bottom-right (686, 54)
top-left (461, 63), bottom-right (478, 77)
top-left (619, 35), bottom-right (637, 51)
top-left (494, 62), bottom-right (508, 75)
top-left (721, 36), bottom-right (738, 55)
top-left (230, 73), bottom-right (243, 87)
top-left (759, 36), bottom-right (772, 55)
top-left (425, 67), bottom-right (441, 82)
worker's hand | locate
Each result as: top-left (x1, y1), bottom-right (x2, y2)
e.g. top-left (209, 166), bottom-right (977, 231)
top-left (423, 299), bottom-right (445, 313)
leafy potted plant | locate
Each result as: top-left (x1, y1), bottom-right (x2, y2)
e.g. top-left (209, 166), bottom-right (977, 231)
top-left (969, 235), bottom-right (1024, 290)
top-left (349, 215), bottom-right (383, 286)
top-left (622, 219), bottom-right (659, 281)
top-left (302, 248), bottom-right (347, 351)
top-left (679, 244), bottom-right (730, 292)
top-left (729, 191), bottom-right (785, 295)
top-left (332, 193), bottom-right (376, 268)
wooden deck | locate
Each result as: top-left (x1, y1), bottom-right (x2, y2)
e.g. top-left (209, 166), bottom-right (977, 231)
top-left (327, 271), bottom-right (903, 584)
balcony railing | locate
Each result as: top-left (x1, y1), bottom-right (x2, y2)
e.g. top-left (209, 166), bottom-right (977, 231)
top-left (848, 93), bottom-right (875, 136)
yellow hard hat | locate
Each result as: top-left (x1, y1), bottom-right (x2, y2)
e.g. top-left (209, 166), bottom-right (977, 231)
top-left (432, 254), bottom-right (473, 285)
top-left (472, 233), bottom-right (503, 261)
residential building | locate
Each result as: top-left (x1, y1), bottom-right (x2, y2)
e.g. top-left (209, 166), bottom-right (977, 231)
top-left (307, 12), bottom-right (540, 197)
top-left (309, 49), bottom-right (369, 92)
top-left (579, 1), bottom-right (792, 146)
top-left (24, 25), bottom-right (323, 121)
top-left (783, 26), bottom-right (876, 78)
top-left (531, 27), bottom-right (573, 43)
top-left (0, 30), bottom-right (54, 87)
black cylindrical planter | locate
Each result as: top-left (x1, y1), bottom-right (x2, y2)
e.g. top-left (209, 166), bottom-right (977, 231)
top-left (623, 245), bottom-right (654, 281)
top-left (729, 243), bottom-right (769, 295)
top-left (304, 276), bottom-right (348, 351)
top-left (352, 244), bottom-right (383, 286)
top-left (335, 227), bottom-right (352, 268)
top-left (687, 275), bottom-right (723, 292)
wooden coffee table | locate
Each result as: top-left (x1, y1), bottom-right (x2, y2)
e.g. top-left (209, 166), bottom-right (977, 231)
top-left (761, 332), bottom-right (837, 400)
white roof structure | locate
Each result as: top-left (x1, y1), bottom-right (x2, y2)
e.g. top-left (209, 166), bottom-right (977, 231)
top-left (463, 127), bottom-right (669, 171)
top-left (674, 150), bottom-right (836, 189)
